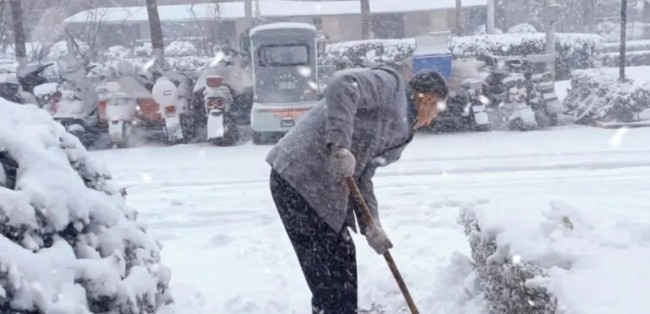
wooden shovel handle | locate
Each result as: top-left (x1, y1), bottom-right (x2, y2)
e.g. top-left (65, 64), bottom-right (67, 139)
top-left (345, 177), bottom-right (420, 314)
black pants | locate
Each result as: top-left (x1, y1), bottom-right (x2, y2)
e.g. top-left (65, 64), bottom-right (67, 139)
top-left (270, 170), bottom-right (357, 314)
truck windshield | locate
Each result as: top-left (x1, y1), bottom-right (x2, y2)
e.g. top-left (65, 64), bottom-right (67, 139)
top-left (258, 44), bottom-right (310, 67)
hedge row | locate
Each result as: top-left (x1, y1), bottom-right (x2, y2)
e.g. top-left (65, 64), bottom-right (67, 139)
top-left (323, 33), bottom-right (603, 80)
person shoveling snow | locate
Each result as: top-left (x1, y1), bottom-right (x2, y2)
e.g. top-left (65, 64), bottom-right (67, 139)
top-left (266, 66), bottom-right (448, 313)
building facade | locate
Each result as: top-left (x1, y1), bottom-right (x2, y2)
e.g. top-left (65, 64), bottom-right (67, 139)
top-left (64, 1), bottom-right (486, 50)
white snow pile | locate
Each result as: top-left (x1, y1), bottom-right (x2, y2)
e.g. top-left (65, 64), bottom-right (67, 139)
top-left (454, 199), bottom-right (650, 314)
top-left (1, 41), bottom-right (89, 64)
top-left (563, 69), bottom-right (650, 124)
top-left (164, 42), bottom-right (198, 58)
top-left (507, 23), bottom-right (537, 34)
top-left (0, 99), bottom-right (172, 313)
top-left (104, 46), bottom-right (132, 61)
top-left (324, 38), bottom-right (416, 68)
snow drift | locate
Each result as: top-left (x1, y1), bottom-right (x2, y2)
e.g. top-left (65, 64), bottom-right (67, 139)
top-left (0, 99), bottom-right (172, 313)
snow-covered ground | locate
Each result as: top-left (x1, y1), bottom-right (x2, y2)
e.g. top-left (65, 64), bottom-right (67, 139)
top-left (90, 124), bottom-right (650, 313)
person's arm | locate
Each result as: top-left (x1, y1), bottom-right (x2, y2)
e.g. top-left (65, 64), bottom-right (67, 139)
top-left (325, 73), bottom-right (362, 150)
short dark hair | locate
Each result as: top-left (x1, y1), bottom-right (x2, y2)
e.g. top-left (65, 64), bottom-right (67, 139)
top-left (409, 71), bottom-right (449, 100)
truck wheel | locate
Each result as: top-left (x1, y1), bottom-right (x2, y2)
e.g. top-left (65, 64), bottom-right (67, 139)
top-left (252, 131), bottom-right (269, 145)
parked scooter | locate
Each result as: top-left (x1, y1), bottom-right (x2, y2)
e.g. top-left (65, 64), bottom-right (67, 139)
top-left (192, 57), bottom-right (253, 145)
top-left (203, 75), bottom-right (239, 145)
top-left (0, 72), bottom-right (25, 103)
top-left (104, 81), bottom-right (137, 148)
top-left (152, 76), bottom-right (186, 144)
top-left (45, 55), bottom-right (100, 147)
top-left (98, 61), bottom-right (195, 146)
top-left (482, 55), bottom-right (562, 131)
top-left (0, 63), bottom-right (52, 105)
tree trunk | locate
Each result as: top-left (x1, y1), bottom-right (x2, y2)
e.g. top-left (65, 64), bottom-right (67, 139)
top-left (360, 0), bottom-right (371, 39)
top-left (244, 0), bottom-right (253, 29)
top-left (146, 0), bottom-right (165, 66)
top-left (487, 0), bottom-right (495, 33)
top-left (620, 0), bottom-right (628, 81)
top-left (8, 0), bottom-right (26, 66)
top-left (456, 0), bottom-right (464, 35)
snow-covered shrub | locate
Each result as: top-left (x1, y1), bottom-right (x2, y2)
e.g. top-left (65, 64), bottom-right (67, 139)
top-left (460, 207), bottom-right (558, 314)
top-left (563, 69), bottom-right (650, 124)
top-left (0, 100), bottom-right (173, 313)
top-left (323, 39), bottom-right (415, 69)
top-left (105, 45), bottom-right (132, 60)
top-left (167, 57), bottom-right (211, 73)
top-left (165, 41), bottom-right (197, 57)
top-left (508, 23), bottom-right (537, 34)
top-left (450, 33), bottom-right (603, 79)
top-left (457, 199), bottom-right (650, 313)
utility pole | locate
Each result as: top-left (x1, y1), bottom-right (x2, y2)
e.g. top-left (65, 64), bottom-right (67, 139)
top-left (244, 0), bottom-right (254, 29)
top-left (455, 0), bottom-right (463, 35)
top-left (620, 0), bottom-right (628, 81)
top-left (487, 0), bottom-right (495, 34)
top-left (8, 0), bottom-right (27, 67)
top-left (146, 0), bottom-right (165, 67)
top-left (544, 0), bottom-right (560, 79)
top-left (361, 0), bottom-right (371, 39)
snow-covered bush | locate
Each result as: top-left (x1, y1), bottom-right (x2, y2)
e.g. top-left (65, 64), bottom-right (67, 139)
top-left (508, 23), bottom-right (537, 34)
top-left (450, 33), bottom-right (603, 79)
top-left (165, 41), bottom-right (197, 57)
top-left (105, 45), bottom-right (132, 60)
top-left (456, 199), bottom-right (650, 313)
top-left (323, 39), bottom-right (415, 69)
top-left (460, 206), bottom-right (557, 314)
top-left (563, 69), bottom-right (650, 124)
top-left (323, 34), bottom-right (601, 80)
top-left (0, 100), bottom-right (173, 313)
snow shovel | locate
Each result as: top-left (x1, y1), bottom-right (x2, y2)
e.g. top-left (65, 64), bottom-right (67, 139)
top-left (345, 177), bottom-right (420, 314)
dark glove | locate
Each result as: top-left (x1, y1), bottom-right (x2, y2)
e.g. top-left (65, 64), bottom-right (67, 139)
top-left (330, 147), bottom-right (356, 177)
top-left (365, 223), bottom-right (393, 255)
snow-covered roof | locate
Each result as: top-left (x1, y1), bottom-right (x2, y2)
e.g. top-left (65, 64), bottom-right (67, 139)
top-left (250, 22), bottom-right (318, 36)
top-left (64, 0), bottom-right (487, 24)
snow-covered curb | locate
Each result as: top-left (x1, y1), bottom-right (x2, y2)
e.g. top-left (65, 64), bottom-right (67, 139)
top-left (456, 199), bottom-right (650, 314)
top-left (0, 99), bottom-right (172, 313)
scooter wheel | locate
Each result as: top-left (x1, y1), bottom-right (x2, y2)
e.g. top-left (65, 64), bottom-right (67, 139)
top-left (535, 111), bottom-right (551, 129)
top-left (476, 124), bottom-right (490, 132)
top-left (508, 118), bottom-right (526, 131)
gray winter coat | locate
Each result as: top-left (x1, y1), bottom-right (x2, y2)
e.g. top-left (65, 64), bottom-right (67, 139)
top-left (266, 66), bottom-right (413, 233)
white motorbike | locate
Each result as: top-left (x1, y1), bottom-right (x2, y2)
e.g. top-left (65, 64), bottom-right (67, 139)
top-left (104, 81), bottom-right (137, 148)
top-left (152, 76), bottom-right (186, 144)
top-left (47, 82), bottom-right (100, 147)
top-left (203, 75), bottom-right (239, 146)
top-left (47, 55), bottom-right (101, 147)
